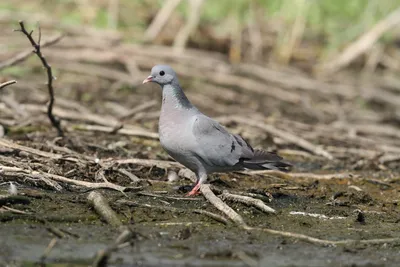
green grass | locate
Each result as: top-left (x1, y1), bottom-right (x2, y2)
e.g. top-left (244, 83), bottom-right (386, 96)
top-left (1, 0), bottom-right (400, 60)
top-left (199, 0), bottom-right (400, 49)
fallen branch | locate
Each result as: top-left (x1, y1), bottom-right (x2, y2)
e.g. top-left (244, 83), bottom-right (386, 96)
top-left (0, 138), bottom-right (63, 160)
top-left (87, 191), bottom-right (122, 227)
top-left (109, 158), bottom-right (182, 169)
top-left (289, 211), bottom-right (346, 220)
top-left (23, 104), bottom-right (120, 128)
top-left (200, 184), bottom-right (247, 226)
top-left (119, 100), bottom-right (158, 121)
top-left (0, 139), bottom-right (176, 183)
top-left (0, 165), bottom-right (128, 192)
top-left (116, 199), bottom-right (228, 225)
top-left (39, 238), bottom-right (58, 264)
top-left (244, 170), bottom-right (356, 180)
top-left (70, 124), bottom-right (159, 139)
top-left (23, 104), bottom-right (158, 138)
top-left (225, 116), bottom-right (333, 159)
top-left (117, 168), bottom-right (141, 183)
top-left (244, 225), bottom-right (400, 246)
top-left (379, 153), bottom-right (400, 164)
top-left (138, 191), bottom-right (202, 201)
top-left (16, 21), bottom-right (63, 136)
top-left (192, 209), bottom-right (229, 225)
top-left (220, 191), bottom-right (276, 214)
top-left (0, 34), bottom-right (63, 71)
top-left (0, 165), bottom-right (63, 191)
top-left (52, 61), bottom-right (134, 84)
top-left (0, 80), bottom-right (17, 91)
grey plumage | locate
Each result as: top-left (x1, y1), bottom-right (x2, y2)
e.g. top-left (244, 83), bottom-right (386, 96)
top-left (143, 65), bottom-right (291, 195)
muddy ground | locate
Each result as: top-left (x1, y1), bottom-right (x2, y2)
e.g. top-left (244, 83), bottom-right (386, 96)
top-left (0, 129), bottom-right (399, 267)
top-left (1, 21), bottom-right (400, 267)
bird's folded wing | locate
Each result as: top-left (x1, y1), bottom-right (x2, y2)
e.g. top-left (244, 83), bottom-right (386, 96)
top-left (192, 114), bottom-right (244, 167)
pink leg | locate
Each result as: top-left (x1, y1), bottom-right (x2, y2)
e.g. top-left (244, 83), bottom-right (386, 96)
top-left (186, 182), bottom-right (201, 196)
top-left (186, 173), bottom-right (207, 197)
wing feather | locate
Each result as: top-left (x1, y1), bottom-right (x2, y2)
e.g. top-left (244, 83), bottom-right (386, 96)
top-left (192, 115), bottom-right (253, 168)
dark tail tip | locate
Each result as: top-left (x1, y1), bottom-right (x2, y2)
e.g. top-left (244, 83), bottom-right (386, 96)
top-left (242, 149), bottom-right (292, 172)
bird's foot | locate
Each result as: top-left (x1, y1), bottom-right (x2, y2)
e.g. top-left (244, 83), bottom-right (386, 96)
top-left (186, 183), bottom-right (201, 196)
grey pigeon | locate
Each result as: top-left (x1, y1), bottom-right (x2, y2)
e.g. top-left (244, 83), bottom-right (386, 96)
top-left (143, 65), bottom-right (291, 196)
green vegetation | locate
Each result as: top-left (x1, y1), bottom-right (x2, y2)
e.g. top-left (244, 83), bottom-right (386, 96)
top-left (1, 0), bottom-right (399, 60)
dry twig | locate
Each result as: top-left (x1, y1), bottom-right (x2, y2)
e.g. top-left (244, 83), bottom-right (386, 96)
top-left (0, 165), bottom-right (129, 192)
top-left (138, 191), bottom-right (202, 201)
top-left (244, 170), bottom-right (355, 180)
top-left (70, 124), bottom-right (158, 139)
top-left (224, 116), bottom-right (334, 159)
top-left (119, 100), bottom-right (158, 121)
top-left (220, 191), bottom-right (276, 214)
top-left (88, 191), bottom-right (122, 226)
top-left (110, 158), bottom-right (182, 169)
top-left (16, 21), bottom-right (63, 136)
top-left (39, 238), bottom-right (58, 264)
top-left (0, 80), bottom-right (17, 91)
top-left (192, 209), bottom-right (229, 225)
top-left (200, 184), bottom-right (247, 226)
top-left (117, 199), bottom-right (228, 225)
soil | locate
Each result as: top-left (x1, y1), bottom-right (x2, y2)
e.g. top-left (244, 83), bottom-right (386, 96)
top-left (0, 129), bottom-right (400, 266)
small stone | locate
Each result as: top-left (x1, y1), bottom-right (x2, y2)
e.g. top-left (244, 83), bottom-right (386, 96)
top-left (167, 170), bottom-right (179, 182)
top-left (8, 182), bottom-right (18, 195)
top-left (0, 125), bottom-right (4, 137)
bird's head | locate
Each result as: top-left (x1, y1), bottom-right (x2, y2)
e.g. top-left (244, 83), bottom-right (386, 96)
top-left (143, 65), bottom-right (177, 86)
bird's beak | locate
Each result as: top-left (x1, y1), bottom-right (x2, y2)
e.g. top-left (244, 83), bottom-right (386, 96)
top-left (142, 75), bottom-right (153, 84)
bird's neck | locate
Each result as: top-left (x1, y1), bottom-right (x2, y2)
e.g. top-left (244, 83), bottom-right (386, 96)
top-left (161, 84), bottom-right (193, 111)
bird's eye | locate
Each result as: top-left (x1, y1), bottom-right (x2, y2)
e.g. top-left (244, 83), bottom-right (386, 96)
top-left (159, 71), bottom-right (165, 76)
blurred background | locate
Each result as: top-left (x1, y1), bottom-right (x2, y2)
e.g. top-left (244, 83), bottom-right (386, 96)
top-left (2, 0), bottom-right (400, 68)
top-left (1, 0), bottom-right (400, 167)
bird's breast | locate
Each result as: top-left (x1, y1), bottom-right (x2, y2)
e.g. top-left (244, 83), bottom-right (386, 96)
top-left (159, 115), bottom-right (189, 154)
top-left (159, 112), bottom-right (200, 171)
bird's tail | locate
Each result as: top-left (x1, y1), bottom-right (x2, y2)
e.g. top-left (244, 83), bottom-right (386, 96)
top-left (242, 149), bottom-right (292, 172)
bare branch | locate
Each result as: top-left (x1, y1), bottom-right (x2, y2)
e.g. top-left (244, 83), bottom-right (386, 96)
top-left (200, 184), bottom-right (247, 226)
top-left (38, 22), bottom-right (42, 45)
top-left (87, 191), bottom-right (123, 226)
top-left (220, 191), bottom-right (276, 214)
top-left (0, 80), bottom-right (17, 91)
top-left (16, 21), bottom-right (64, 136)
top-left (222, 116), bottom-right (334, 160)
